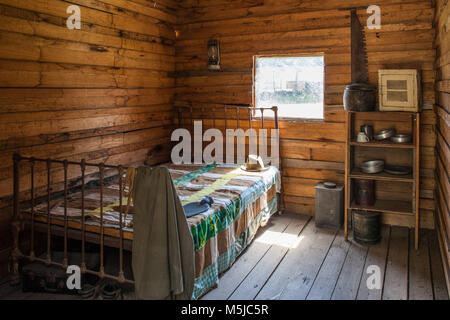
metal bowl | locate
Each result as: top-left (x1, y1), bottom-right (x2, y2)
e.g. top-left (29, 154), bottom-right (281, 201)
top-left (360, 160), bottom-right (385, 174)
top-left (390, 134), bottom-right (412, 144)
top-left (374, 128), bottom-right (396, 141)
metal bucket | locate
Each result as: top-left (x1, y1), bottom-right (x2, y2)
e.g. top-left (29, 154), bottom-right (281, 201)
top-left (352, 210), bottom-right (381, 246)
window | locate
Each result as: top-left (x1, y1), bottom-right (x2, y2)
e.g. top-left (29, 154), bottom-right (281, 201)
top-left (254, 56), bottom-right (324, 120)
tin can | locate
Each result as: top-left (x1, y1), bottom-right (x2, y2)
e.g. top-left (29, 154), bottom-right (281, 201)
top-left (354, 179), bottom-right (375, 206)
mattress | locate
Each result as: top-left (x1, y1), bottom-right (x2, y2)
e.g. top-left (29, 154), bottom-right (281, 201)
top-left (22, 163), bottom-right (281, 299)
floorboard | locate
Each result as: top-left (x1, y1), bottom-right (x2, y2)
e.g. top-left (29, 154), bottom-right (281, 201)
top-left (427, 229), bottom-right (449, 300)
top-left (356, 226), bottom-right (390, 300)
top-left (331, 234), bottom-right (368, 300)
top-left (382, 226), bottom-right (409, 300)
top-left (202, 213), bottom-right (296, 300)
top-left (255, 220), bottom-right (337, 300)
top-left (408, 229), bottom-right (433, 300)
top-left (228, 215), bottom-right (309, 300)
top-left (306, 230), bottom-right (350, 300)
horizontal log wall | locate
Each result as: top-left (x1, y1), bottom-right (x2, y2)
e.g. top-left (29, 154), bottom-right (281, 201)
top-left (175, 0), bottom-right (437, 226)
top-left (0, 0), bottom-right (178, 276)
top-left (434, 0), bottom-right (450, 293)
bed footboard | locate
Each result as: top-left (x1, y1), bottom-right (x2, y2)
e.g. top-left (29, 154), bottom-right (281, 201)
top-left (11, 153), bottom-right (133, 285)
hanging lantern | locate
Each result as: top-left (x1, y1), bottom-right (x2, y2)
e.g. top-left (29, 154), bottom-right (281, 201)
top-left (207, 39), bottom-right (220, 71)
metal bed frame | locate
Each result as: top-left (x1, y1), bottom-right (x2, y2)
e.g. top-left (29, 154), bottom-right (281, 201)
top-left (11, 105), bottom-right (281, 287)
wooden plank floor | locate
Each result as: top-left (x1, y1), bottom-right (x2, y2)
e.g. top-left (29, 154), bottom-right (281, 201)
top-left (203, 213), bottom-right (448, 300)
top-left (0, 213), bottom-right (448, 300)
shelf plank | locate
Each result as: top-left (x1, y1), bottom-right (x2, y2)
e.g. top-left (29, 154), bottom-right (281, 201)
top-left (350, 199), bottom-right (413, 215)
top-left (350, 140), bottom-right (415, 149)
top-left (350, 168), bottom-right (414, 182)
top-left (348, 111), bottom-right (416, 120)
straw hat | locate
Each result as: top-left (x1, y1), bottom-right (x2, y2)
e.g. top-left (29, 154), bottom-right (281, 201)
top-left (240, 154), bottom-right (270, 172)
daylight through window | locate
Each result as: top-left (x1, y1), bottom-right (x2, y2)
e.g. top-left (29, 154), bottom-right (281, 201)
top-left (254, 56), bottom-right (324, 119)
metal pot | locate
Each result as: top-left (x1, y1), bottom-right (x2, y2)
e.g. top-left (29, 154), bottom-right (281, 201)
top-left (343, 83), bottom-right (377, 112)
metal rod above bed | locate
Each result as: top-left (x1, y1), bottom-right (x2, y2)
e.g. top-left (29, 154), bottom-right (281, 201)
top-left (15, 156), bottom-right (130, 170)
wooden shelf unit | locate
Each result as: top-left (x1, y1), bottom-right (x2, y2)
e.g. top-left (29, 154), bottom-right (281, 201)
top-left (344, 111), bottom-right (420, 249)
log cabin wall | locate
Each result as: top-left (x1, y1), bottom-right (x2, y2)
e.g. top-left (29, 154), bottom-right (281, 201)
top-left (434, 0), bottom-right (450, 290)
top-left (0, 0), bottom-right (178, 277)
top-left (175, 0), bottom-right (437, 226)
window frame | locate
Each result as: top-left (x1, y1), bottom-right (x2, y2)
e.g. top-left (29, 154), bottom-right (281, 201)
top-left (252, 53), bottom-right (326, 123)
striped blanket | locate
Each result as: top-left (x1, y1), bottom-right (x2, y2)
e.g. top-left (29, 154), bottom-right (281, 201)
top-left (165, 163), bottom-right (280, 298)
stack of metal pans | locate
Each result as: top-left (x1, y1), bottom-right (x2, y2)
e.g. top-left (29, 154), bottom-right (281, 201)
top-left (390, 134), bottom-right (412, 144)
top-left (360, 160), bottom-right (384, 174)
top-left (374, 128), bottom-right (396, 141)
